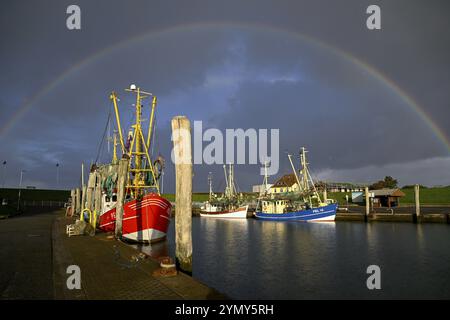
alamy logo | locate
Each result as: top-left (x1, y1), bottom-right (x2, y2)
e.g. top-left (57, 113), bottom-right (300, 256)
top-left (66, 5), bottom-right (81, 30)
top-left (66, 265), bottom-right (81, 290)
top-left (171, 121), bottom-right (280, 176)
top-left (366, 5), bottom-right (381, 30)
top-left (366, 265), bottom-right (381, 290)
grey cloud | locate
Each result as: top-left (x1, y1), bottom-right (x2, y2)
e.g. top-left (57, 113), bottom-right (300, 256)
top-left (1, 0), bottom-right (449, 191)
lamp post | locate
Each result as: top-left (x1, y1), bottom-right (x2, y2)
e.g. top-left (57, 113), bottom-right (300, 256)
top-left (2, 160), bottom-right (6, 188)
top-left (17, 170), bottom-right (25, 211)
top-left (56, 163), bottom-right (60, 189)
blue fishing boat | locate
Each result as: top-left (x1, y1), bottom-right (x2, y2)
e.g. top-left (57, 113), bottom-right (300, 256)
top-left (254, 202), bottom-right (337, 221)
top-left (254, 147), bottom-right (338, 222)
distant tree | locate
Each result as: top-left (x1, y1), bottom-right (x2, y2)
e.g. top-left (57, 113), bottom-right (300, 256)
top-left (383, 176), bottom-right (398, 188)
top-left (370, 176), bottom-right (398, 190)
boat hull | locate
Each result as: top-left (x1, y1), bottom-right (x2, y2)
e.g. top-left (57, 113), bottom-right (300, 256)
top-left (254, 203), bottom-right (337, 222)
top-left (98, 193), bottom-right (171, 243)
top-left (200, 205), bottom-right (248, 219)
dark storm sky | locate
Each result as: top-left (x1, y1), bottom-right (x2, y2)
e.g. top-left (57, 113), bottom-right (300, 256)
top-left (1, 0), bottom-right (449, 191)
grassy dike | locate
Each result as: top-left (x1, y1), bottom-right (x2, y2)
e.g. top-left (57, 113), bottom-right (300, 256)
top-left (326, 187), bottom-right (450, 206)
top-left (167, 187), bottom-right (450, 206)
top-left (400, 186), bottom-right (450, 205)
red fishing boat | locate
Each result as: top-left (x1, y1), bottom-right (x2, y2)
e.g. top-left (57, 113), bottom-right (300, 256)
top-left (97, 85), bottom-right (171, 243)
top-left (99, 193), bottom-right (171, 242)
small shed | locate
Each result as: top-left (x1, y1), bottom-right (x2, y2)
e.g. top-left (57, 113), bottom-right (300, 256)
top-left (369, 189), bottom-right (405, 208)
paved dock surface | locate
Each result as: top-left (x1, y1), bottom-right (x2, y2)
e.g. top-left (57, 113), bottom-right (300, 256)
top-left (0, 209), bottom-right (225, 300)
top-left (0, 211), bottom-right (55, 299)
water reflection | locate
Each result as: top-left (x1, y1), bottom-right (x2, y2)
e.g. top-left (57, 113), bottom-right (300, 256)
top-left (134, 217), bottom-right (450, 299)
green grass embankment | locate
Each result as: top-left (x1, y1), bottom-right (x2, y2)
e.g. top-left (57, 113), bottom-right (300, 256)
top-left (326, 187), bottom-right (450, 206)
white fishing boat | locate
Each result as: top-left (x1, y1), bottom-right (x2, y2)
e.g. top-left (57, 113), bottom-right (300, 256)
top-left (200, 165), bottom-right (248, 218)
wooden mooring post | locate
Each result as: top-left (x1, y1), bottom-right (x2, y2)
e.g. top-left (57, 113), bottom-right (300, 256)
top-left (115, 158), bottom-right (129, 239)
top-left (365, 187), bottom-right (370, 221)
top-left (75, 188), bottom-right (81, 214)
top-left (81, 185), bottom-right (87, 212)
top-left (94, 172), bottom-right (102, 216)
top-left (415, 184), bottom-right (420, 220)
top-left (86, 172), bottom-right (96, 213)
top-left (70, 189), bottom-right (75, 214)
top-left (171, 116), bottom-right (193, 275)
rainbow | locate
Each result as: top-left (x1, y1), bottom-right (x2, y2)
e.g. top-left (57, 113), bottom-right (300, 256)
top-left (2, 22), bottom-right (449, 153)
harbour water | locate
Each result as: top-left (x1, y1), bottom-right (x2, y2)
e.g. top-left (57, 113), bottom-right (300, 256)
top-left (139, 218), bottom-right (450, 299)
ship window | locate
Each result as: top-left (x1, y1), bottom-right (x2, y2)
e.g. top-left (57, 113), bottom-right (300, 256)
top-left (105, 196), bottom-right (110, 202)
top-left (112, 195), bottom-right (117, 202)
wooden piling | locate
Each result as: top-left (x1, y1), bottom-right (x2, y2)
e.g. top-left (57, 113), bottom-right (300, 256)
top-left (86, 172), bottom-right (96, 212)
top-left (365, 187), bottom-right (370, 218)
top-left (70, 189), bottom-right (75, 214)
top-left (94, 173), bottom-right (102, 215)
top-left (115, 158), bottom-right (129, 239)
top-left (171, 116), bottom-right (193, 274)
top-left (81, 185), bottom-right (87, 212)
top-left (75, 188), bottom-right (81, 214)
top-left (415, 184), bottom-right (420, 218)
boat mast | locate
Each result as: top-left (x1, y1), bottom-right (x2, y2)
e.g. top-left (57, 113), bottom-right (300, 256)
top-left (112, 130), bottom-right (118, 165)
top-left (262, 160), bottom-right (269, 195)
top-left (300, 147), bottom-right (322, 204)
top-left (110, 92), bottom-right (126, 155)
top-left (288, 153), bottom-right (302, 193)
top-left (229, 163), bottom-right (234, 197)
top-left (208, 172), bottom-right (213, 201)
top-left (134, 87), bottom-right (143, 194)
top-left (146, 96), bottom-right (157, 149)
top-left (300, 147), bottom-right (312, 204)
top-left (110, 85), bottom-right (161, 198)
top-left (223, 164), bottom-right (229, 197)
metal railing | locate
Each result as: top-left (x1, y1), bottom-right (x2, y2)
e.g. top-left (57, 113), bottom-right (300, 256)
top-left (21, 200), bottom-right (66, 208)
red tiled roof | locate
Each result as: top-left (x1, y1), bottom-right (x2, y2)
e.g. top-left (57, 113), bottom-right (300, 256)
top-left (271, 174), bottom-right (298, 188)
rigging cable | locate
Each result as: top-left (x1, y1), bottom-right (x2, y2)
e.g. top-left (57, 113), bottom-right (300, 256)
top-left (95, 107), bottom-right (112, 164)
